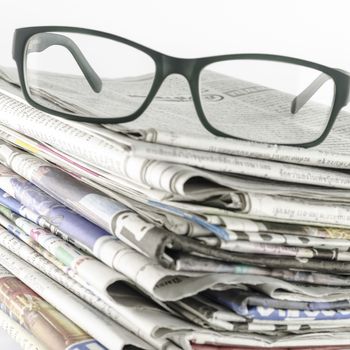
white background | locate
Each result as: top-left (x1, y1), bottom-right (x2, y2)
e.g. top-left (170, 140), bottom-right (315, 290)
top-left (2, 0), bottom-right (350, 68)
top-left (0, 0), bottom-right (350, 348)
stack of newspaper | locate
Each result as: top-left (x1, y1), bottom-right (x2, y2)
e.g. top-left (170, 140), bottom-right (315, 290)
top-left (0, 66), bottom-right (350, 349)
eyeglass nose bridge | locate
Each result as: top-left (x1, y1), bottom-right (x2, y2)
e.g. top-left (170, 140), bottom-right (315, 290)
top-left (160, 55), bottom-right (197, 81)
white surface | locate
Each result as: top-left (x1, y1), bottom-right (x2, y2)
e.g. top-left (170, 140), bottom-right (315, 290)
top-left (0, 0), bottom-right (350, 348)
top-left (0, 327), bottom-right (21, 350)
top-left (1, 0), bottom-right (350, 68)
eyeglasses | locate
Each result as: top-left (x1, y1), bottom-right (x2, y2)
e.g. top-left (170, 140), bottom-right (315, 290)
top-left (12, 26), bottom-right (350, 147)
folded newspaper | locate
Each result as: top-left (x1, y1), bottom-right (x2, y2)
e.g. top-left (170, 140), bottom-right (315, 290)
top-left (0, 65), bottom-right (350, 349)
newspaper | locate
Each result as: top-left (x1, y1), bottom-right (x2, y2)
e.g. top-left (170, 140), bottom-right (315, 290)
top-left (202, 216), bottom-right (350, 240)
top-left (0, 225), bottom-right (189, 349)
top-left (191, 341), bottom-right (350, 350)
top-left (0, 201), bottom-right (125, 294)
top-left (198, 236), bottom-right (350, 261)
top-left (5, 201), bottom-right (350, 346)
top-left (199, 230), bottom-right (350, 251)
top-left (3, 140), bottom-right (350, 279)
top-left (204, 287), bottom-right (350, 313)
top-left (166, 296), bottom-right (245, 331)
top-left (5, 141), bottom-right (349, 273)
top-left (0, 308), bottom-right (48, 350)
top-left (3, 88), bottom-right (350, 234)
top-left (147, 196), bottom-right (350, 231)
top-left (0, 264), bottom-right (109, 350)
top-left (0, 143), bottom-right (202, 263)
top-left (0, 119), bottom-right (341, 206)
top-left (7, 218), bottom-right (347, 348)
top-left (171, 298), bottom-right (350, 329)
top-left (106, 242), bottom-right (350, 302)
top-left (3, 199), bottom-right (350, 311)
top-left (171, 329), bottom-right (350, 349)
top-left (3, 87), bottom-right (350, 196)
top-left (3, 66), bottom-right (346, 243)
top-left (2, 65), bottom-right (350, 170)
top-left (3, 124), bottom-right (346, 250)
top-left (0, 238), bottom-right (151, 350)
top-left (0, 143), bottom-right (245, 263)
top-left (166, 299), bottom-right (349, 333)
top-left (3, 66), bottom-right (350, 348)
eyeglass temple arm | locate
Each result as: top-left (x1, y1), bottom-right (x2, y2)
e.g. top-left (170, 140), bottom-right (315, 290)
top-left (291, 69), bottom-right (350, 114)
top-left (290, 73), bottom-right (330, 114)
top-left (338, 69), bottom-right (350, 105)
top-left (27, 33), bottom-right (102, 93)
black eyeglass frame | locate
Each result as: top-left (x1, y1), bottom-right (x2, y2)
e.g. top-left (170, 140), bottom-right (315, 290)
top-left (12, 26), bottom-right (350, 148)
